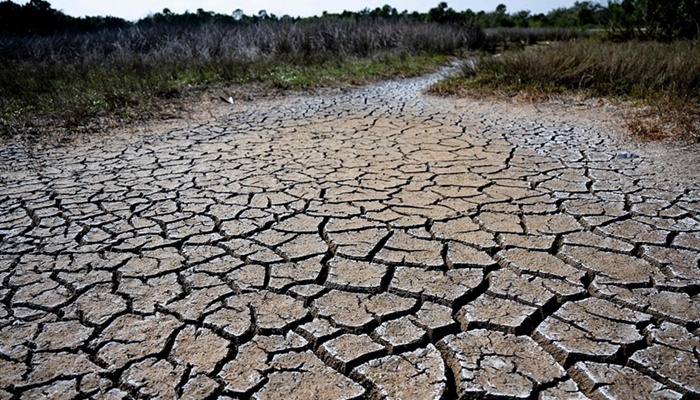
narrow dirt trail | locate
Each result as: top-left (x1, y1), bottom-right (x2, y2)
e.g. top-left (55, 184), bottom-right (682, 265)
top-left (1, 72), bottom-right (699, 399)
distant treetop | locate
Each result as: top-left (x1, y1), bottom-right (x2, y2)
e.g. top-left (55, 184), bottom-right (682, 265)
top-left (0, 0), bottom-right (696, 40)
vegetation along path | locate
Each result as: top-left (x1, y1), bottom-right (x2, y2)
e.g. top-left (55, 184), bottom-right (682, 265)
top-left (1, 71), bottom-right (699, 399)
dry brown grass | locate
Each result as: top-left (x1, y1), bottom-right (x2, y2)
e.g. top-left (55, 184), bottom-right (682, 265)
top-left (432, 40), bottom-right (700, 141)
top-left (0, 20), bottom-right (476, 139)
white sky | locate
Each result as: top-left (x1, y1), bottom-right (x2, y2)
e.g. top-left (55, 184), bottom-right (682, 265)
top-left (13, 1), bottom-right (586, 21)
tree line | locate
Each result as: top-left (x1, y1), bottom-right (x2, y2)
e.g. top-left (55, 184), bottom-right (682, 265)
top-left (0, 0), bottom-right (697, 40)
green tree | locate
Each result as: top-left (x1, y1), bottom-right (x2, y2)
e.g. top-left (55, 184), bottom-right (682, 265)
top-left (607, 0), bottom-right (699, 40)
top-left (513, 10), bottom-right (530, 27)
top-left (427, 2), bottom-right (462, 23)
top-left (641, 0), bottom-right (700, 40)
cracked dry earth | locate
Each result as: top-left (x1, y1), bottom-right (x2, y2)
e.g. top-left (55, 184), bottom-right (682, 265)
top-left (1, 72), bottom-right (700, 400)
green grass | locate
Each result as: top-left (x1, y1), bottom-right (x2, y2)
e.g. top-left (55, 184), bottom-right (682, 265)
top-left (431, 40), bottom-right (700, 140)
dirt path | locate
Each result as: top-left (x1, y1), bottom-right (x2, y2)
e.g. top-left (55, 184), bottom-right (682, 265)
top-left (1, 72), bottom-right (699, 399)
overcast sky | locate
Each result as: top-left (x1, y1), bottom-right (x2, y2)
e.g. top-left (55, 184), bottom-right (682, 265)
top-left (17, 0), bottom-right (586, 21)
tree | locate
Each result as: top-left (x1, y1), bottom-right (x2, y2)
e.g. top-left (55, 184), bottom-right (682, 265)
top-left (607, 0), bottom-right (699, 40)
top-left (640, 0), bottom-right (700, 40)
top-left (494, 4), bottom-right (514, 27)
top-left (428, 2), bottom-right (462, 24)
top-left (513, 10), bottom-right (530, 27)
top-left (428, 2), bottom-right (448, 22)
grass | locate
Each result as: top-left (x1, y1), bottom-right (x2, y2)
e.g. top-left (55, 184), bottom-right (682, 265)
top-left (431, 40), bottom-right (700, 141)
top-left (482, 27), bottom-right (594, 51)
top-left (0, 52), bottom-right (448, 137)
top-left (0, 20), bottom-right (476, 138)
top-left (261, 54), bottom-right (450, 88)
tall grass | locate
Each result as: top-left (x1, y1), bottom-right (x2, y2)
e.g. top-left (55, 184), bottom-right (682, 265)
top-left (434, 40), bottom-right (700, 140)
top-left (0, 21), bottom-right (482, 63)
top-left (0, 20), bottom-right (481, 137)
top-left (482, 27), bottom-right (593, 50)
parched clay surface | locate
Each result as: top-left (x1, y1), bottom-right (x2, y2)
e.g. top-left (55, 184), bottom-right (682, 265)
top-left (1, 72), bottom-right (699, 399)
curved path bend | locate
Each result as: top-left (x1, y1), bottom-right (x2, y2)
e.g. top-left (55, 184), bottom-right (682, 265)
top-left (1, 73), bottom-right (699, 399)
